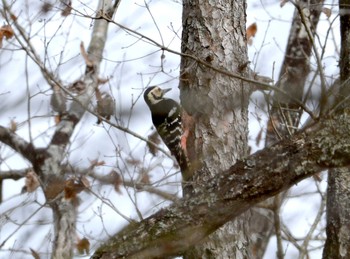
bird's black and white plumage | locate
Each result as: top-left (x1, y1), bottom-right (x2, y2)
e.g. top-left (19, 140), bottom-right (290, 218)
top-left (144, 86), bottom-right (190, 178)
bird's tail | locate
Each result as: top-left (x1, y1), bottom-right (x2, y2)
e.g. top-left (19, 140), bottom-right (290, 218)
top-left (171, 143), bottom-right (191, 182)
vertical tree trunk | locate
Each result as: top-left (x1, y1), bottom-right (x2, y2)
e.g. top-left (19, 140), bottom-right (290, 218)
top-left (323, 1), bottom-right (350, 258)
top-left (51, 202), bottom-right (77, 258)
top-left (323, 168), bottom-right (350, 259)
top-left (180, 1), bottom-right (251, 257)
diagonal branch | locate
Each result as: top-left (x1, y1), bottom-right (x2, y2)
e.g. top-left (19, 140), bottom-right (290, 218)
top-left (0, 126), bottom-right (37, 163)
top-left (0, 168), bottom-right (27, 180)
top-left (92, 111), bottom-right (350, 258)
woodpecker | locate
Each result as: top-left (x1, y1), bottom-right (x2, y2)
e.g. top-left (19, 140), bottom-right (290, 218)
top-left (144, 86), bottom-right (190, 179)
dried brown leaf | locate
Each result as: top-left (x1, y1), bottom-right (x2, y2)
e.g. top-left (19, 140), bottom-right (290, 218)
top-left (41, 2), bottom-right (53, 14)
top-left (267, 115), bottom-right (280, 135)
top-left (89, 159), bottom-right (105, 168)
top-left (280, 0), bottom-right (289, 7)
top-left (30, 248), bottom-right (41, 259)
top-left (313, 173), bottom-right (322, 182)
top-left (64, 179), bottom-right (77, 200)
top-left (147, 130), bottom-right (161, 156)
top-left (64, 178), bottom-right (84, 207)
top-left (25, 170), bottom-right (40, 193)
top-left (125, 158), bottom-right (141, 166)
top-left (76, 237), bottom-right (90, 255)
top-left (246, 23), bottom-right (257, 46)
top-left (65, 178), bottom-right (86, 201)
top-left (0, 25), bottom-right (14, 48)
top-left (10, 14), bottom-right (17, 21)
top-left (44, 176), bottom-right (65, 200)
top-left (140, 172), bottom-right (150, 185)
top-left (1, 25), bottom-right (14, 39)
top-left (61, 1), bottom-right (72, 17)
top-left (54, 115), bottom-right (61, 125)
top-left (80, 41), bottom-right (93, 67)
top-left (109, 170), bottom-right (122, 194)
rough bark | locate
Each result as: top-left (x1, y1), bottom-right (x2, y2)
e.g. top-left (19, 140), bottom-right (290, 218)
top-left (322, 1), bottom-right (350, 258)
top-left (92, 110), bottom-right (350, 258)
top-left (323, 168), bottom-right (350, 259)
top-left (338, 0), bottom-right (350, 90)
top-left (180, 0), bottom-right (249, 174)
top-left (179, 0), bottom-right (250, 258)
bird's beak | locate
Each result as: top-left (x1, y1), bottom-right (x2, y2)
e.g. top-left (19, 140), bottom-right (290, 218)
top-left (162, 88), bottom-right (172, 95)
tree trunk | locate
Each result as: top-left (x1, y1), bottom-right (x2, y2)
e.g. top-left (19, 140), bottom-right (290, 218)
top-left (323, 168), bottom-right (350, 259)
top-left (180, 0), bottom-right (251, 257)
top-left (323, 1), bottom-right (350, 258)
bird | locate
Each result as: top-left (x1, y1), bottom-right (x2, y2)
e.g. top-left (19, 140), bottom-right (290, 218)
top-left (143, 86), bottom-right (190, 179)
top-left (96, 92), bottom-right (115, 124)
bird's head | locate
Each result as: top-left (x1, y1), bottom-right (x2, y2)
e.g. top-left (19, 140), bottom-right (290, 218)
top-left (144, 86), bottom-right (172, 106)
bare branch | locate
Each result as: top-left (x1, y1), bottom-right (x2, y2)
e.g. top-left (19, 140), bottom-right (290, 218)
top-left (0, 126), bottom-right (36, 163)
top-left (91, 171), bottom-right (180, 203)
top-left (67, 166), bottom-right (180, 203)
top-left (92, 112), bottom-right (350, 258)
top-left (0, 169), bottom-right (27, 180)
top-left (64, 8), bottom-right (320, 120)
top-left (298, 191), bottom-right (326, 259)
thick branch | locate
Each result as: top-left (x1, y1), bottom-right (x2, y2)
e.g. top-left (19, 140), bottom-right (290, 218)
top-left (0, 169), bottom-right (27, 180)
top-left (92, 112), bottom-right (350, 258)
top-left (0, 126), bottom-right (36, 163)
